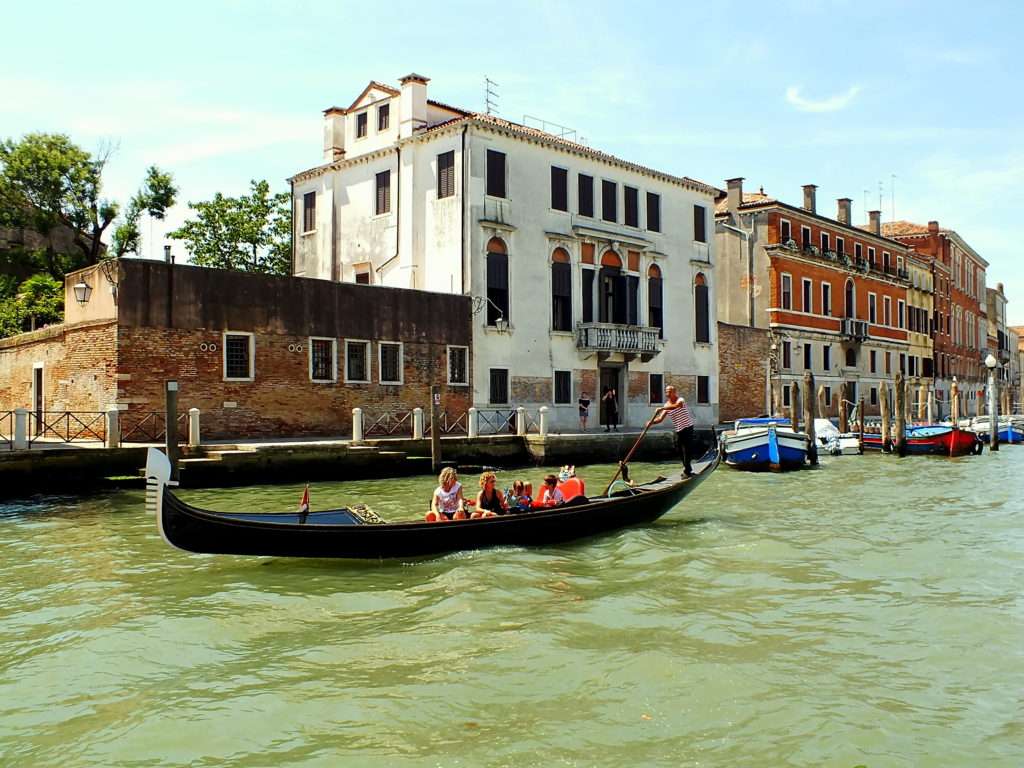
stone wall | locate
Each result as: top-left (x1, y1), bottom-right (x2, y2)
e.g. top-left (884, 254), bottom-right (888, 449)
top-left (718, 322), bottom-right (770, 422)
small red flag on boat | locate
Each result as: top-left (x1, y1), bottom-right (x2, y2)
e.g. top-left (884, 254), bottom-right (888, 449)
top-left (298, 484), bottom-right (310, 514)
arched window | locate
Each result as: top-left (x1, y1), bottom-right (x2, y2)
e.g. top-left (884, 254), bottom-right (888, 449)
top-left (551, 248), bottom-right (572, 331)
top-left (486, 237), bottom-right (508, 326)
top-left (599, 250), bottom-right (625, 323)
top-left (844, 279), bottom-right (855, 318)
top-left (694, 273), bottom-right (710, 343)
top-left (648, 264), bottom-right (663, 338)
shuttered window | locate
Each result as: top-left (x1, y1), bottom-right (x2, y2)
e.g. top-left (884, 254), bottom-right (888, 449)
top-left (489, 369), bottom-right (509, 404)
top-left (648, 275), bottom-right (663, 337)
top-left (693, 205), bottom-right (707, 243)
top-left (375, 170), bottom-right (391, 215)
top-left (694, 276), bottom-right (710, 343)
top-left (624, 186), bottom-right (639, 227)
top-left (487, 251), bottom-right (509, 325)
top-left (356, 112), bottom-right (367, 138)
top-left (377, 104), bottom-right (389, 131)
top-left (581, 268), bottom-right (594, 323)
top-left (554, 371), bottom-right (571, 404)
top-left (486, 150), bottom-right (506, 198)
top-left (552, 262), bottom-right (572, 331)
top-left (697, 376), bottom-right (710, 404)
top-left (551, 167), bottom-right (568, 211)
top-left (627, 275), bottom-right (639, 326)
top-left (601, 180), bottom-right (617, 222)
top-left (437, 151), bottom-right (455, 199)
top-left (578, 174), bottom-right (594, 217)
top-left (302, 192), bottom-right (316, 233)
top-left (646, 192), bottom-right (661, 232)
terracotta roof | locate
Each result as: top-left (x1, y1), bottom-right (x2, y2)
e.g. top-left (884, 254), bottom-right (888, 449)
top-left (427, 99), bottom-right (471, 117)
top-left (323, 80), bottom-right (400, 115)
top-left (713, 191), bottom-right (776, 214)
top-left (881, 220), bottom-right (932, 237)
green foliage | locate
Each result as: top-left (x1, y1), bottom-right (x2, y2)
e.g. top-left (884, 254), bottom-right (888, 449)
top-left (169, 180), bottom-right (291, 275)
top-left (112, 165), bottom-right (178, 258)
top-left (0, 273), bottom-right (64, 338)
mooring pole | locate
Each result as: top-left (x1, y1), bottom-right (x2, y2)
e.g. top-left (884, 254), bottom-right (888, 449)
top-left (803, 372), bottom-right (817, 465)
top-left (880, 383), bottom-right (892, 453)
top-left (894, 372), bottom-right (907, 456)
top-left (165, 380), bottom-right (179, 480)
top-left (989, 365), bottom-right (1000, 452)
top-left (790, 381), bottom-right (800, 431)
top-left (430, 384), bottom-right (441, 473)
top-left (839, 381), bottom-right (849, 433)
top-left (858, 397), bottom-right (865, 452)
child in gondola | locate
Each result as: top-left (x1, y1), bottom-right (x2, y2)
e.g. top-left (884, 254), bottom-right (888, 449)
top-left (538, 474), bottom-right (565, 507)
top-left (505, 479), bottom-right (533, 512)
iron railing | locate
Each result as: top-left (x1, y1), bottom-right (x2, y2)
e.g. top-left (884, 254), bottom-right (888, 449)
top-left (120, 411), bottom-right (188, 443)
top-left (363, 410), bottom-right (414, 437)
top-left (0, 410), bottom-right (12, 450)
top-left (424, 410), bottom-right (468, 436)
top-left (474, 407), bottom-right (540, 435)
top-left (28, 411), bottom-right (106, 446)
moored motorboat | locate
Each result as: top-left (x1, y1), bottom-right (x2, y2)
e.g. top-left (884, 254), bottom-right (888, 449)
top-left (813, 418), bottom-right (860, 455)
top-left (861, 425), bottom-right (982, 456)
top-left (144, 446), bottom-right (721, 559)
top-left (966, 417), bottom-right (1024, 445)
top-left (721, 418), bottom-right (809, 471)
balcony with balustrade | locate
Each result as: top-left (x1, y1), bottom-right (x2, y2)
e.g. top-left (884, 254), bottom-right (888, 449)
top-left (576, 322), bottom-right (662, 362)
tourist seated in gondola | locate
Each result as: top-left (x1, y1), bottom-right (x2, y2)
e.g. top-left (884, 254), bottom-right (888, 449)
top-left (428, 467), bottom-right (466, 522)
top-left (474, 471), bottom-right (508, 518)
top-left (505, 480), bottom-right (533, 512)
top-left (538, 474), bottom-right (565, 507)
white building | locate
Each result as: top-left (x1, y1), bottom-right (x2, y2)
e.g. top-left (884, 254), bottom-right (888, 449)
top-left (289, 74), bottom-right (720, 430)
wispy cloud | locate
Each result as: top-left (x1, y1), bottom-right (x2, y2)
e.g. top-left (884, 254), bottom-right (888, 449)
top-left (785, 85), bottom-right (861, 113)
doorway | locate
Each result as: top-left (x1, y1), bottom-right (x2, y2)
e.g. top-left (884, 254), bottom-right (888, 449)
top-left (33, 366), bottom-right (43, 432)
top-left (599, 366), bottom-right (621, 428)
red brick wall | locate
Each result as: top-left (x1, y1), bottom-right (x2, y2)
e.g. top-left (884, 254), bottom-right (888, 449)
top-left (718, 322), bottom-right (770, 422)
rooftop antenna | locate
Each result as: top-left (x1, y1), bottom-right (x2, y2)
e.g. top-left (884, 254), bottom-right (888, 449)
top-left (863, 189), bottom-right (869, 220)
top-left (485, 77), bottom-right (499, 115)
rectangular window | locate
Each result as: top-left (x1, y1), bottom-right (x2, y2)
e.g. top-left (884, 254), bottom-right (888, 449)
top-left (648, 274), bottom-right (663, 337)
top-left (803, 343), bottom-right (812, 370)
top-left (355, 270), bottom-right (370, 285)
top-left (802, 278), bottom-right (813, 313)
top-left (447, 345), bottom-right (468, 385)
top-left (375, 170), bottom-right (391, 215)
top-left (899, 353), bottom-right (906, 374)
top-left (650, 373), bottom-right (663, 404)
top-left (822, 344), bottom-right (831, 372)
top-left (309, 337), bottom-right (336, 382)
top-left (554, 371), bottom-right (571, 404)
top-left (697, 375), bottom-right (710, 404)
top-left (377, 104), bottom-right (389, 131)
top-left (486, 150), bottom-right (506, 198)
top-left (379, 342), bottom-right (403, 384)
top-left (869, 293), bottom-right (877, 324)
top-left (836, 237), bottom-right (845, 256)
top-left (783, 386), bottom-right (791, 408)
top-left (898, 300), bottom-right (905, 329)
top-left (885, 351), bottom-right (891, 375)
top-left (624, 186), bottom-right (639, 227)
top-left (820, 232), bottom-right (830, 251)
top-left (581, 268), bottom-right (594, 323)
top-left (552, 261), bottom-right (572, 332)
top-left (780, 219), bottom-right (791, 243)
top-left (550, 167), bottom-right (568, 211)
top-left (781, 274), bottom-right (792, 310)
top-left (601, 180), bottom-right (617, 222)
top-left (345, 340), bottom-right (370, 383)
top-left (870, 350), bottom-right (877, 373)
top-left (883, 296), bottom-right (891, 326)
top-left (356, 111), bottom-right (367, 138)
top-left (578, 174), bottom-right (594, 217)
top-left (822, 283), bottom-right (832, 316)
top-left (224, 332), bottom-right (253, 381)
top-left (489, 368), bottom-right (509, 404)
top-left (783, 341), bottom-right (792, 369)
top-left (883, 252), bottom-right (890, 271)
top-left (437, 151), bottom-right (455, 199)
top-left (646, 192), bottom-right (661, 232)
top-left (302, 192), bottom-right (316, 233)
top-left (693, 205), bottom-right (707, 243)
top-left (871, 387), bottom-right (878, 406)
top-left (825, 385), bottom-right (832, 404)
top-left (868, 247), bottom-right (876, 267)
top-left (855, 243), bottom-right (863, 260)
top-left (801, 226), bottom-right (812, 249)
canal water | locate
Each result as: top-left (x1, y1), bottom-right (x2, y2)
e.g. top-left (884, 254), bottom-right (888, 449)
top-left (1, 450), bottom-right (1021, 766)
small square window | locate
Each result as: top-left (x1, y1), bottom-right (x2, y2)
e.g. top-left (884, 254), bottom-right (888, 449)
top-left (448, 346), bottom-right (469, 386)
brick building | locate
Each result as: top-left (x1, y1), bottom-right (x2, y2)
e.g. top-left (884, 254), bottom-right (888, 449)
top-left (883, 221), bottom-right (988, 416)
top-left (715, 179), bottom-right (911, 421)
top-left (0, 259), bottom-right (471, 439)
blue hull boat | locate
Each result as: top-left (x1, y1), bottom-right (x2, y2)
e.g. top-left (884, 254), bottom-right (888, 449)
top-left (722, 418), bottom-right (810, 471)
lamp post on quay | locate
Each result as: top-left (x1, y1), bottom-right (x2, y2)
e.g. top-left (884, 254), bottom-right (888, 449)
top-left (986, 353), bottom-right (999, 451)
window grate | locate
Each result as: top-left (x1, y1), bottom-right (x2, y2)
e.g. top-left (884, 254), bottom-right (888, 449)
top-left (225, 334), bottom-right (251, 379)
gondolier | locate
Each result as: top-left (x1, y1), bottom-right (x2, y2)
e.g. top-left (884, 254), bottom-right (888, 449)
top-left (650, 385), bottom-right (695, 477)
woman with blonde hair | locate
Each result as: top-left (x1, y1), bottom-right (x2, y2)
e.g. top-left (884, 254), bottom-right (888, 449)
top-left (474, 471), bottom-right (508, 518)
top-left (429, 467), bottom-right (466, 521)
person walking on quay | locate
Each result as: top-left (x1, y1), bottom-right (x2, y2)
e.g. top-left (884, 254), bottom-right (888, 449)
top-left (578, 391), bottom-right (591, 432)
top-left (650, 385), bottom-right (695, 477)
top-left (602, 387), bottom-right (619, 432)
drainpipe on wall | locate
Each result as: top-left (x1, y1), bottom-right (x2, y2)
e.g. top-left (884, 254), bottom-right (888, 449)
top-left (289, 179), bottom-right (295, 276)
top-left (460, 123), bottom-right (469, 295)
top-left (719, 217), bottom-right (757, 327)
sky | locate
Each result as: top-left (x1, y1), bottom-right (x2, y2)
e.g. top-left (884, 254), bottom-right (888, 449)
top-left (2, 0), bottom-right (1022, 323)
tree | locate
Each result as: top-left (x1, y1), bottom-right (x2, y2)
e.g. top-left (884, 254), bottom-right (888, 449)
top-left (169, 180), bottom-right (291, 275)
top-left (111, 165), bottom-right (178, 258)
top-left (0, 273), bottom-right (64, 337)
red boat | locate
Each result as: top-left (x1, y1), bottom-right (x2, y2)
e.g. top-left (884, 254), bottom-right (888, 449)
top-left (861, 425), bottom-right (982, 457)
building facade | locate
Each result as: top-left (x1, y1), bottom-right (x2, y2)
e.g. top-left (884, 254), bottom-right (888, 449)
top-left (289, 74), bottom-right (721, 430)
top-left (0, 260), bottom-right (471, 439)
top-left (905, 252), bottom-right (935, 414)
top-left (715, 180), bottom-right (911, 421)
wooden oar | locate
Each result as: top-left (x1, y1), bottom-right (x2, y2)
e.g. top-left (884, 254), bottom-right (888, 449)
top-left (602, 419), bottom-right (654, 497)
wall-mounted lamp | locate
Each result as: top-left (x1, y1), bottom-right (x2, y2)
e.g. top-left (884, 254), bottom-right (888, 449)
top-left (495, 316), bottom-right (509, 333)
top-left (73, 281), bottom-right (92, 305)
top-left (984, 353), bottom-right (997, 370)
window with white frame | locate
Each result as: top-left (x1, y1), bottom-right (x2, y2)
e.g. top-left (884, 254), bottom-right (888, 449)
top-left (821, 282), bottom-right (832, 316)
top-left (781, 273), bottom-right (792, 310)
top-left (309, 337), bottom-right (336, 382)
top-left (345, 340), bottom-right (370, 383)
top-left (897, 300), bottom-right (905, 329)
top-left (869, 293), bottom-right (877, 324)
top-left (447, 345), bottom-right (469, 386)
top-left (379, 342), bottom-right (403, 384)
top-left (883, 296), bottom-right (892, 326)
top-left (836, 236), bottom-right (845, 255)
top-left (223, 332), bottom-right (254, 381)
top-left (802, 278), bottom-right (813, 313)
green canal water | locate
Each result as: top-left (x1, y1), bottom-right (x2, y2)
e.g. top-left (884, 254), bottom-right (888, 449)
top-left (1, 450), bottom-right (1022, 767)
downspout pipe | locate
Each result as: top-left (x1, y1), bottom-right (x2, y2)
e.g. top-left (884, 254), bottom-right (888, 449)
top-left (460, 123), bottom-right (468, 294)
top-left (719, 218), bottom-right (756, 327)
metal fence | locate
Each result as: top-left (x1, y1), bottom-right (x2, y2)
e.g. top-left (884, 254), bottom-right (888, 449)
top-left (28, 411), bottom-right (106, 446)
top-left (363, 410), bottom-right (415, 437)
top-left (474, 407), bottom-right (540, 435)
top-left (0, 411), bottom-right (12, 450)
top-left (424, 410), bottom-right (468, 436)
top-left (120, 411), bottom-right (188, 443)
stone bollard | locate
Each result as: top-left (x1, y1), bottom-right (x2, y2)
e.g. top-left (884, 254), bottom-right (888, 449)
top-left (412, 407), bottom-right (424, 440)
top-left (13, 408), bottom-right (28, 450)
top-left (539, 406), bottom-right (549, 438)
top-left (105, 407), bottom-right (120, 449)
top-left (516, 407), bottom-right (527, 436)
top-left (188, 408), bottom-right (201, 448)
top-left (468, 407), bottom-right (478, 439)
top-left (352, 407), bottom-right (363, 443)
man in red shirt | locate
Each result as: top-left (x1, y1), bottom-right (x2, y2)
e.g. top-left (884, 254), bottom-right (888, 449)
top-left (650, 385), bottom-right (695, 477)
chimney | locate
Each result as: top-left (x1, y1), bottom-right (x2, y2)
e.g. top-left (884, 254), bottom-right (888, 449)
top-left (837, 198), bottom-right (852, 225)
top-left (868, 210), bottom-right (881, 235)
top-left (802, 184), bottom-right (817, 214)
top-left (928, 220), bottom-right (940, 235)
top-left (164, 244), bottom-right (173, 264)
top-left (399, 73), bottom-right (429, 139)
top-left (725, 177), bottom-right (744, 213)
top-left (322, 107), bottom-right (346, 161)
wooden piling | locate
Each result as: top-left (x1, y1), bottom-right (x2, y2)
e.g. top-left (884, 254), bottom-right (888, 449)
top-left (858, 397), bottom-right (865, 452)
top-left (894, 373), bottom-right (907, 456)
top-left (804, 372), bottom-right (818, 465)
top-left (951, 378), bottom-right (960, 424)
top-left (165, 380), bottom-right (179, 480)
top-left (790, 382), bottom-right (800, 431)
top-left (992, 373), bottom-right (1001, 452)
top-left (839, 381), bottom-right (849, 433)
top-left (879, 383), bottom-right (892, 452)
top-left (817, 384), bottom-right (827, 419)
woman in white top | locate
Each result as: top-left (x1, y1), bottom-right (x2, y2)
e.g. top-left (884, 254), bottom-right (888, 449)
top-left (431, 467), bottom-right (466, 521)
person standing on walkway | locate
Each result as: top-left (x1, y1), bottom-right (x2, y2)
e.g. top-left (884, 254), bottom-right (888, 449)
top-left (602, 387), bottom-right (619, 432)
top-left (650, 385), bottom-right (695, 476)
top-left (578, 391), bottom-right (591, 432)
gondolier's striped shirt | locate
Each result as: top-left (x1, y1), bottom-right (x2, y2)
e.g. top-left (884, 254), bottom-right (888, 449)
top-left (670, 399), bottom-right (694, 431)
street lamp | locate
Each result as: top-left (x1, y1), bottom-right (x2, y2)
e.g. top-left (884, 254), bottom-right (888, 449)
top-left (73, 280), bottom-right (92, 305)
top-left (985, 353), bottom-right (999, 451)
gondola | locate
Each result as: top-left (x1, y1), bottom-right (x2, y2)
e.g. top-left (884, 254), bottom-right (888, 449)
top-left (144, 445), bottom-right (721, 559)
